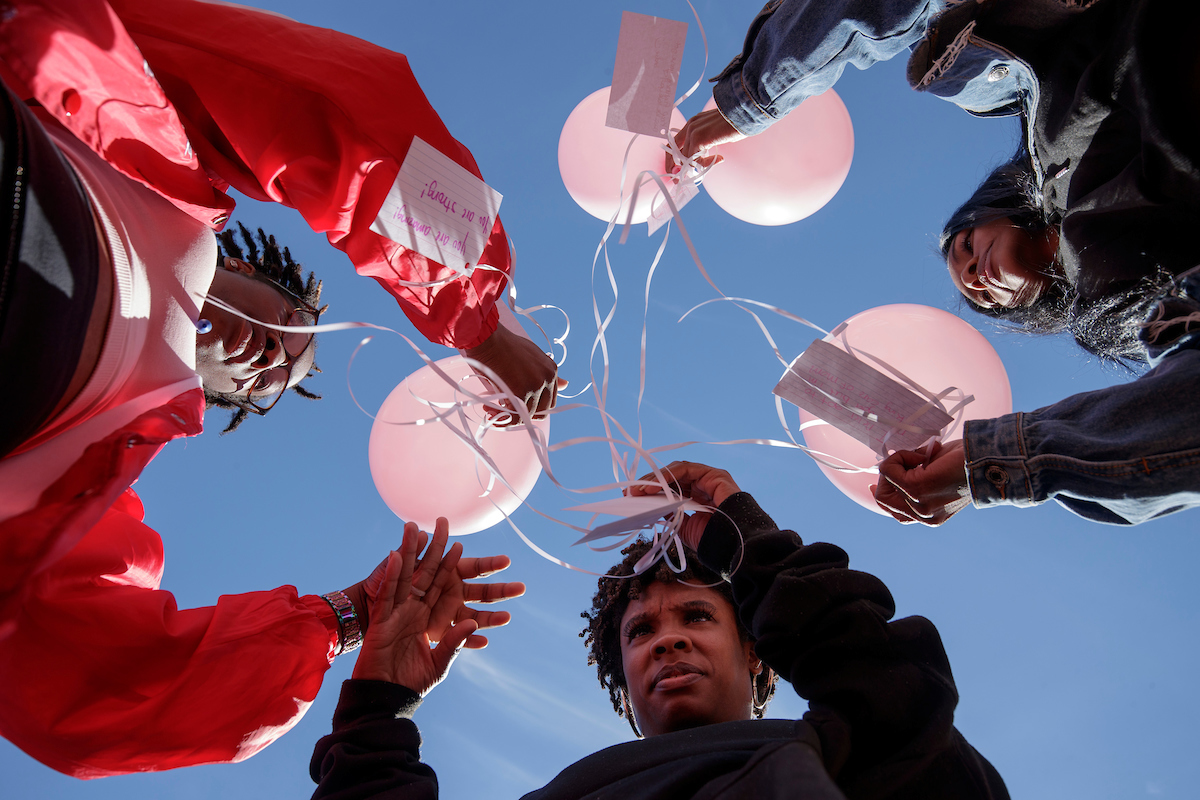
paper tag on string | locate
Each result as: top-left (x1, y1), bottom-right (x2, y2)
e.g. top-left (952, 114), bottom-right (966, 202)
top-left (370, 137), bottom-right (503, 273)
top-left (606, 11), bottom-right (688, 138)
top-left (647, 176), bottom-right (699, 235)
top-left (568, 495), bottom-right (707, 545)
top-left (774, 340), bottom-right (952, 454)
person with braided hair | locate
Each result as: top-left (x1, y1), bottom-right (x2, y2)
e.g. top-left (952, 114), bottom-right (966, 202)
top-left (308, 462), bottom-right (1009, 800)
top-left (0, 0), bottom-right (558, 779)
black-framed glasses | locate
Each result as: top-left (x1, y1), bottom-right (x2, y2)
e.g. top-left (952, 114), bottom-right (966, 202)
top-left (231, 284), bottom-right (321, 415)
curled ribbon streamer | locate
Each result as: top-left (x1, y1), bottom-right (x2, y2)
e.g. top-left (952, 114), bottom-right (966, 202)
top-left (673, 0), bottom-right (709, 112)
top-left (215, 275), bottom-right (735, 579)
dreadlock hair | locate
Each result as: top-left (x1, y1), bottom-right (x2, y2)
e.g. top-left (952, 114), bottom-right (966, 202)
top-left (940, 147), bottom-right (1165, 364)
top-left (580, 538), bottom-right (777, 738)
top-left (205, 222), bottom-right (325, 433)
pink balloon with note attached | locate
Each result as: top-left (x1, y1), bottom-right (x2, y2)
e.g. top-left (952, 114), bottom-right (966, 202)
top-left (795, 305), bottom-right (1011, 515)
top-left (701, 91), bottom-right (853, 226)
top-left (558, 86), bottom-right (687, 224)
top-left (369, 356), bottom-right (549, 534)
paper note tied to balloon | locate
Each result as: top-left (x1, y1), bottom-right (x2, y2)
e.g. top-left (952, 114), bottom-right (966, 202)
top-left (606, 11), bottom-right (687, 139)
top-left (647, 176), bottom-right (700, 235)
top-left (569, 495), bottom-right (707, 546)
top-left (370, 137), bottom-right (503, 273)
top-left (774, 340), bottom-right (953, 455)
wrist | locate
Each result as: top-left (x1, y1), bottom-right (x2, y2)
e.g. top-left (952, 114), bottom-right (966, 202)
top-left (323, 589), bottom-right (365, 656)
top-left (462, 323), bottom-right (506, 358)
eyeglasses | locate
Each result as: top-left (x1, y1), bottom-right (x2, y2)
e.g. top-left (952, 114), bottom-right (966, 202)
top-left (230, 282), bottom-right (321, 415)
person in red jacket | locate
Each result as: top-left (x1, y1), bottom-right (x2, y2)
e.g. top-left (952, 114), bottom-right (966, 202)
top-left (0, 0), bottom-right (555, 778)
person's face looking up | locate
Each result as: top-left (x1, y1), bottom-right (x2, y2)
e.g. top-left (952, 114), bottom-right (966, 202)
top-left (947, 217), bottom-right (1060, 309)
top-left (620, 581), bottom-right (760, 738)
top-left (195, 257), bottom-right (317, 404)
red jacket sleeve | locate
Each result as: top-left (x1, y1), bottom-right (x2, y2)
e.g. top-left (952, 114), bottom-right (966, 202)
top-left (0, 497), bottom-right (340, 778)
top-left (110, 0), bottom-right (509, 349)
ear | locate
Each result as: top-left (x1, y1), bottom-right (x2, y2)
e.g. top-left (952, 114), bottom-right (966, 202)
top-left (222, 256), bottom-right (255, 275)
top-left (746, 641), bottom-right (762, 675)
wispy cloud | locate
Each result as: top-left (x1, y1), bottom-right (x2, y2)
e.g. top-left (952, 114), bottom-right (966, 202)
top-left (455, 653), bottom-right (628, 745)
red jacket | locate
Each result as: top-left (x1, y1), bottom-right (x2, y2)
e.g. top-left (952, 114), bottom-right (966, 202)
top-left (0, 0), bottom-right (510, 778)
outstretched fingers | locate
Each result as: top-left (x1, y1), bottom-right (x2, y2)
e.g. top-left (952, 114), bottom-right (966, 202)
top-left (463, 580), bottom-right (526, 604)
top-left (457, 554), bottom-right (513, 581)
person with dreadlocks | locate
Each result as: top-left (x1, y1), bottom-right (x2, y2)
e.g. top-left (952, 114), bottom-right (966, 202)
top-left (307, 461), bottom-right (1009, 800)
top-left (0, 0), bottom-right (558, 780)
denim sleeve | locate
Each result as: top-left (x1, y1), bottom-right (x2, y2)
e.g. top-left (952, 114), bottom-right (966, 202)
top-left (712, 0), bottom-right (946, 135)
top-left (963, 349), bottom-right (1200, 525)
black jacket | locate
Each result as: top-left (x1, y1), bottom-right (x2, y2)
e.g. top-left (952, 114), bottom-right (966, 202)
top-left (310, 493), bottom-right (1009, 800)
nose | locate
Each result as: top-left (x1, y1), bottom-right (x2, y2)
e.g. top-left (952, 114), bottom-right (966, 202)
top-left (959, 256), bottom-right (986, 290)
top-left (254, 331), bottom-right (289, 369)
top-left (652, 631), bottom-right (692, 656)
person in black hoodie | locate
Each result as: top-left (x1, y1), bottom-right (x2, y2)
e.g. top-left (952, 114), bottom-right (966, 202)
top-left (309, 462), bottom-right (1008, 800)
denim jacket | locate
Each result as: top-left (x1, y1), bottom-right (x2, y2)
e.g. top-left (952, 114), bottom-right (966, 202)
top-left (712, 0), bottom-right (1097, 181)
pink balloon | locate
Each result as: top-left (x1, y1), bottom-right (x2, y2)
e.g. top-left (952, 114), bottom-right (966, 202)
top-left (558, 86), bottom-right (687, 224)
top-left (701, 91), bottom-right (853, 226)
top-left (796, 305), bottom-right (1012, 515)
top-left (368, 356), bottom-right (549, 534)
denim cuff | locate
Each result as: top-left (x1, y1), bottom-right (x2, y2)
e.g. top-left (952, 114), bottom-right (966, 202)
top-left (712, 71), bottom-right (779, 136)
top-left (963, 415), bottom-right (1039, 508)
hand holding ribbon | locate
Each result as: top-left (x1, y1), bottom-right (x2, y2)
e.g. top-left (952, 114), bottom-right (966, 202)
top-left (627, 460), bottom-right (742, 550)
top-left (463, 323), bottom-right (566, 425)
top-left (664, 108), bottom-right (745, 175)
top-left (873, 440), bottom-right (971, 526)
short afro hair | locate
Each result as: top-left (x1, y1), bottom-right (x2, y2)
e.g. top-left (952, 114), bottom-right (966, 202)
top-left (205, 222), bottom-right (325, 433)
top-left (580, 538), bottom-right (776, 736)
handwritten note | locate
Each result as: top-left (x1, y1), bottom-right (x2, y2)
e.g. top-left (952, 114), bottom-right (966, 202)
top-left (606, 11), bottom-right (688, 139)
top-left (370, 137), bottom-right (503, 272)
top-left (774, 340), bottom-right (953, 454)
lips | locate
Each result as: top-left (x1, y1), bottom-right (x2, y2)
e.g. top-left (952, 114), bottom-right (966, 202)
top-left (650, 662), bottom-right (703, 691)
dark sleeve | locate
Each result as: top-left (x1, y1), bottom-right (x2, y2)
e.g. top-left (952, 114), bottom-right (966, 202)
top-left (697, 494), bottom-right (1009, 800)
top-left (309, 680), bottom-right (437, 800)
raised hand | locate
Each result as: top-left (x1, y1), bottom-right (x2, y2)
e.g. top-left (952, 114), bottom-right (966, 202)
top-left (350, 519), bottom-right (521, 695)
top-left (873, 440), bottom-right (971, 526)
top-left (627, 461), bottom-right (742, 549)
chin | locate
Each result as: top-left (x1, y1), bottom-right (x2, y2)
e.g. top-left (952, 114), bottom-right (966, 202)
top-left (647, 703), bottom-right (723, 736)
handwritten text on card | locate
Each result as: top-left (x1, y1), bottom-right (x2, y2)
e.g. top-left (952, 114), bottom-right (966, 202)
top-left (774, 340), bottom-right (953, 455)
top-left (370, 137), bottom-right (503, 272)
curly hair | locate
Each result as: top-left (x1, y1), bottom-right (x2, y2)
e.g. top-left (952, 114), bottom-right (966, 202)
top-left (205, 222), bottom-right (324, 433)
top-left (580, 538), bottom-right (776, 737)
top-left (941, 148), bottom-right (1164, 364)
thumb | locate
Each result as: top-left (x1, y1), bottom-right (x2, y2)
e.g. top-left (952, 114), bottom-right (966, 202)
top-left (430, 619), bottom-right (478, 677)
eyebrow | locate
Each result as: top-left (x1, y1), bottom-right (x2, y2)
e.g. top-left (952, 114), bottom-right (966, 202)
top-left (621, 598), bottom-right (720, 638)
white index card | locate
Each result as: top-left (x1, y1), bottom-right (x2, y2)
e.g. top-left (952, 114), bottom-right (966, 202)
top-left (646, 174), bottom-right (699, 235)
top-left (370, 137), bottom-right (503, 273)
top-left (774, 339), bottom-right (953, 454)
top-left (606, 11), bottom-right (688, 138)
top-left (568, 495), bottom-right (707, 545)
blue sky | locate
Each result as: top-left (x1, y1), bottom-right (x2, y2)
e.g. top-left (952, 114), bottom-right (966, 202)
top-left (5, 1), bottom-right (1200, 798)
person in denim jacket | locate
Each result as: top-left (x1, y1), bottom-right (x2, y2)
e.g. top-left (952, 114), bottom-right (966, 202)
top-left (676, 0), bottom-right (1200, 527)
